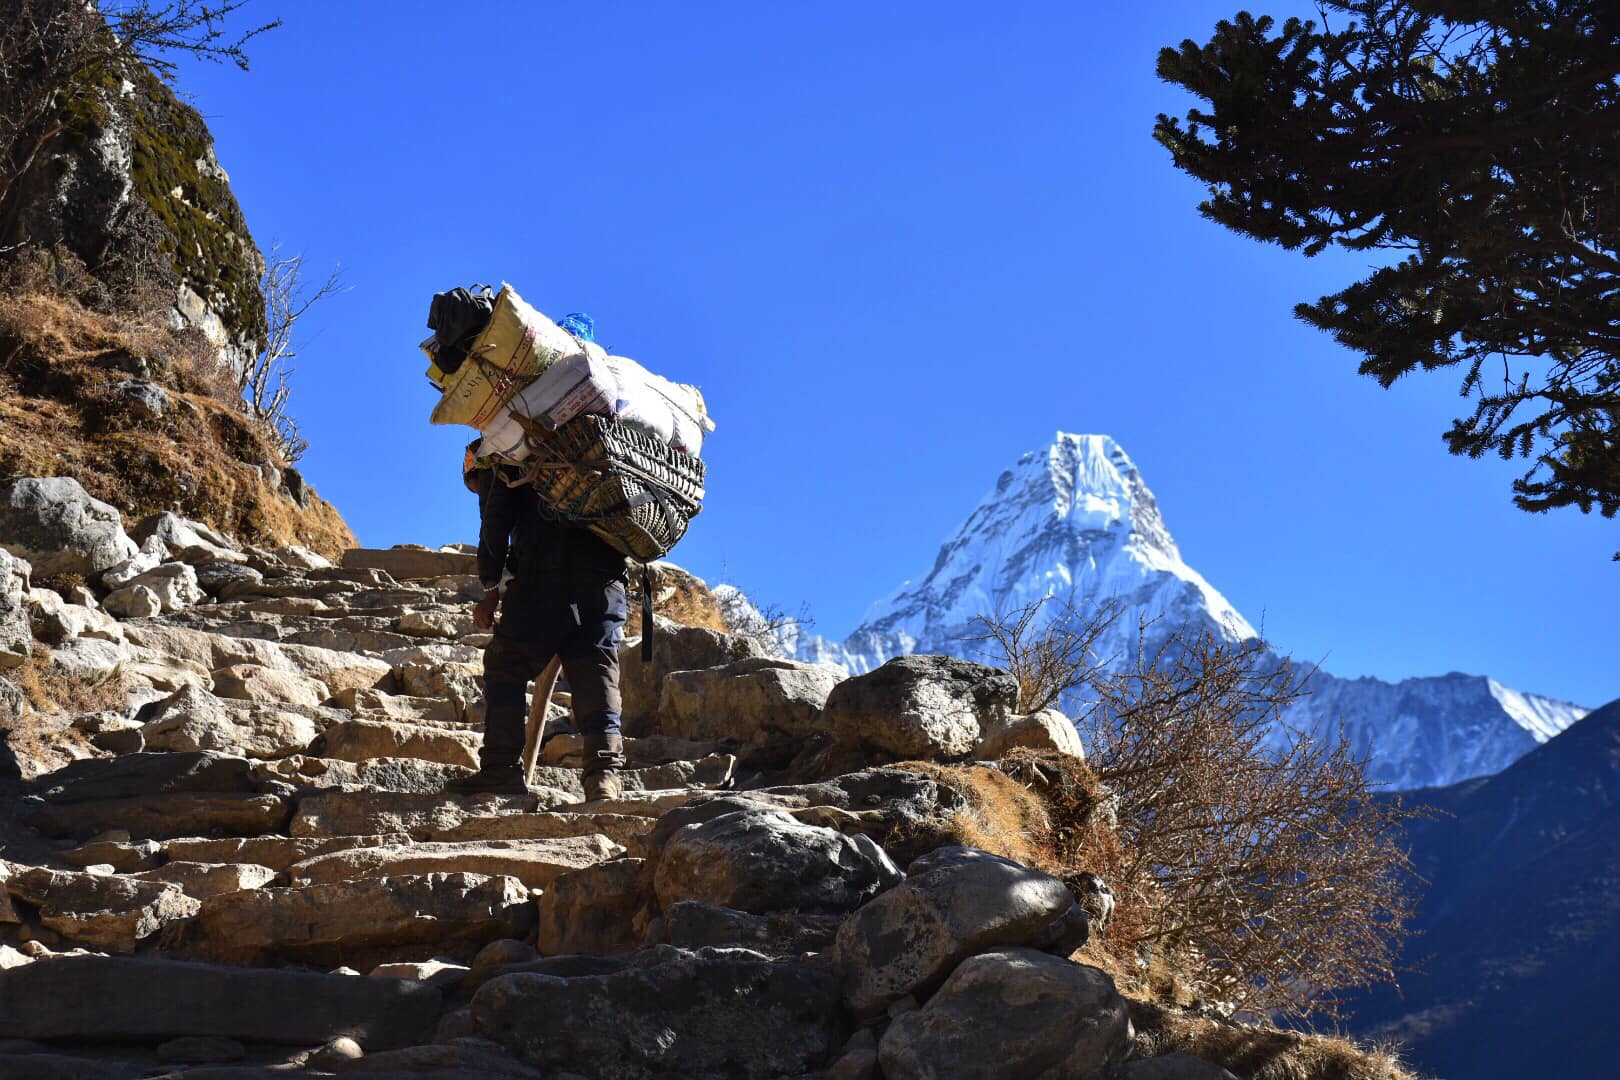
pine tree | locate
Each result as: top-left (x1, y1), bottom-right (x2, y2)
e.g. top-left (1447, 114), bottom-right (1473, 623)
top-left (1155, 1), bottom-right (1620, 524)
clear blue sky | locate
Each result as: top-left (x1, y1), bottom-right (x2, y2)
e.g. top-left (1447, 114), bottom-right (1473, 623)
top-left (171, 1), bottom-right (1616, 708)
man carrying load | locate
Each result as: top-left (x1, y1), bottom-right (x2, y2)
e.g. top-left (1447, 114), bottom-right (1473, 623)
top-left (423, 284), bottom-right (712, 801)
top-left (448, 453), bottom-right (629, 799)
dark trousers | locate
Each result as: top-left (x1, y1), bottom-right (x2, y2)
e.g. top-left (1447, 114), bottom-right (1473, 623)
top-left (480, 580), bottom-right (627, 770)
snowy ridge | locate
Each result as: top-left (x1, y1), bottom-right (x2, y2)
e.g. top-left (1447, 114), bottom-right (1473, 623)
top-left (792, 431), bottom-right (1589, 790)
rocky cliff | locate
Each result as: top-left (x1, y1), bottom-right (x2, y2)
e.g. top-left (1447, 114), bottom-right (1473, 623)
top-left (5, 53), bottom-right (267, 371)
top-left (0, 496), bottom-right (1412, 1079)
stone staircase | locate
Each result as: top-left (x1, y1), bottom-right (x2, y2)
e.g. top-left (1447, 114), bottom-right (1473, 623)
top-left (0, 515), bottom-right (1229, 1079)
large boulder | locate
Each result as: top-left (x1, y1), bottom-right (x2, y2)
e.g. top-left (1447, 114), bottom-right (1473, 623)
top-left (193, 872), bottom-right (533, 963)
top-left (877, 948), bottom-right (1131, 1079)
top-left (472, 946), bottom-right (848, 1079)
top-left (24, 586), bottom-right (122, 646)
top-left (975, 708), bottom-right (1086, 760)
top-left (0, 955), bottom-right (442, 1047)
top-left (833, 846), bottom-right (1087, 1017)
top-left (663, 900), bottom-right (843, 958)
top-left (0, 477), bottom-right (138, 578)
top-left (210, 662), bottom-right (328, 709)
top-left (124, 562), bottom-right (204, 613)
top-left (659, 657), bottom-right (845, 742)
top-left (0, 549), bottom-right (30, 670)
top-left (619, 618), bottom-right (770, 735)
top-left (654, 808), bottom-right (900, 916)
top-left (822, 655), bottom-right (1019, 759)
top-left (534, 858), bottom-right (647, 956)
top-left (135, 686), bottom-right (318, 759)
top-left (3, 866), bottom-right (199, 953)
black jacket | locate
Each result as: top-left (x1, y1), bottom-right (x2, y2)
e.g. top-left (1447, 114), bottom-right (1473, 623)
top-left (475, 467), bottom-right (627, 592)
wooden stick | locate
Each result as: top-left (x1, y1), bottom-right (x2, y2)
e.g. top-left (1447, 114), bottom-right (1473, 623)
top-left (521, 656), bottom-right (564, 785)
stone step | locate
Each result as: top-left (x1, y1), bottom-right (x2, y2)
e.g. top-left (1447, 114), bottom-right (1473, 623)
top-left (342, 548), bottom-right (478, 580)
top-left (289, 789), bottom-right (538, 840)
top-left (0, 955), bottom-right (443, 1047)
top-left (286, 836), bottom-right (622, 892)
top-left (429, 811), bottom-right (656, 854)
top-left (190, 871), bottom-right (531, 965)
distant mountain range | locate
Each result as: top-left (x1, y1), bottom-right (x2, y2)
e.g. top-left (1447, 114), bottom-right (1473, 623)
top-left (1348, 696), bottom-right (1620, 1078)
top-left (787, 432), bottom-right (1589, 789)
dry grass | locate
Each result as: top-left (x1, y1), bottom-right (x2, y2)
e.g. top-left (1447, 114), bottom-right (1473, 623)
top-left (2, 646), bottom-right (114, 778)
top-left (1127, 1000), bottom-right (1426, 1080)
top-left (895, 759), bottom-right (1054, 869)
top-left (648, 562), bottom-right (727, 631)
top-left (0, 288), bottom-right (354, 557)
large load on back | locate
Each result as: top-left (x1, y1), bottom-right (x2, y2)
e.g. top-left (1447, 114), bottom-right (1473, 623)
top-left (421, 284), bottom-right (713, 562)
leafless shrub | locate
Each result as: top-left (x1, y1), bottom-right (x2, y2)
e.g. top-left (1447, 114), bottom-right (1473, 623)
top-left (239, 243), bottom-right (345, 464)
top-left (1083, 621), bottom-right (1424, 1021)
top-left (964, 592), bottom-right (1122, 713)
top-left (0, 0), bottom-right (280, 237)
top-left (714, 582), bottom-right (813, 658)
top-left (971, 602), bottom-right (1425, 1022)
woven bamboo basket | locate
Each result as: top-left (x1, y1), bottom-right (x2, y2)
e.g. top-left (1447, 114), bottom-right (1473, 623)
top-left (514, 414), bottom-right (706, 561)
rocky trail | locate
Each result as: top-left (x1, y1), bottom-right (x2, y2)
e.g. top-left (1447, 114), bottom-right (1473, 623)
top-left (0, 479), bottom-right (1252, 1080)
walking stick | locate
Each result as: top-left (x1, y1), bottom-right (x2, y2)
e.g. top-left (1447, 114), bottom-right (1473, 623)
top-left (521, 656), bottom-right (563, 786)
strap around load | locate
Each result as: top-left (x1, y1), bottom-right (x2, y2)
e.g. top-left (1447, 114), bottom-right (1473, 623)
top-left (641, 564), bottom-right (654, 663)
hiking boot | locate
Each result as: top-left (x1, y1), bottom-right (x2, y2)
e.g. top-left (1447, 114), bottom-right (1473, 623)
top-left (582, 768), bottom-right (623, 802)
top-left (580, 732), bottom-right (626, 802)
top-left (443, 764), bottom-right (528, 796)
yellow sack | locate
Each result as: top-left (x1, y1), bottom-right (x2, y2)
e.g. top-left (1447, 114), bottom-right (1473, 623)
top-left (429, 284), bottom-right (585, 429)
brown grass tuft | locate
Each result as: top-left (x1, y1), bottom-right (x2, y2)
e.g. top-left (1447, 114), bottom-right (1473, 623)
top-left (0, 287), bottom-right (354, 557)
top-left (891, 759), bottom-right (1056, 872)
top-left (1127, 1000), bottom-right (1426, 1080)
top-left (2, 646), bottom-right (115, 778)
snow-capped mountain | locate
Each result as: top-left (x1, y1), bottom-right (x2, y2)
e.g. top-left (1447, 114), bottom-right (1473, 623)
top-left (792, 432), bottom-right (1588, 790)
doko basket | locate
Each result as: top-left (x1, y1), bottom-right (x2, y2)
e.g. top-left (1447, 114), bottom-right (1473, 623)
top-left (513, 413), bottom-right (706, 561)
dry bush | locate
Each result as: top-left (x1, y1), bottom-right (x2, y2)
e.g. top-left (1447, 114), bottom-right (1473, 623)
top-left (1126, 1000), bottom-right (1425, 1080)
top-left (2, 645), bottom-right (119, 779)
top-left (714, 582), bottom-right (812, 658)
top-left (964, 592), bottom-right (1121, 713)
top-left (1083, 624), bottom-right (1423, 1022)
top-left (969, 603), bottom-right (1425, 1023)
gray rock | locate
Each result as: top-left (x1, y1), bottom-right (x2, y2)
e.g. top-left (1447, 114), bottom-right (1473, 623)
top-left (192, 872), bottom-right (533, 963)
top-left (23, 751), bottom-right (288, 841)
top-left (659, 657), bottom-right (845, 742)
top-left (1073, 870), bottom-right (1115, 936)
top-left (822, 655), bottom-right (1020, 759)
top-left (156, 1035), bottom-right (244, 1063)
top-left (0, 549), bottom-right (31, 670)
top-left (340, 548), bottom-right (478, 580)
top-left (103, 583), bottom-right (162, 618)
top-left (535, 858), bottom-right (646, 956)
top-left (0, 955), bottom-right (442, 1047)
top-left (4, 866), bottom-right (199, 952)
top-left (308, 1035), bottom-right (364, 1069)
top-left (129, 512), bottom-right (235, 554)
top-left (472, 947), bottom-right (847, 1079)
top-left (328, 1041), bottom-right (545, 1077)
top-left (1122, 1054), bottom-right (1243, 1080)
top-left (833, 846), bottom-right (1085, 1017)
top-left (877, 948), bottom-right (1131, 1079)
top-left (619, 618), bottom-right (770, 736)
top-left (0, 477), bottom-right (138, 578)
top-left (112, 379), bottom-right (169, 420)
top-left (124, 562), bottom-right (204, 613)
top-left (655, 808), bottom-right (900, 916)
top-left (194, 561), bottom-right (263, 597)
top-left (136, 685), bottom-right (318, 759)
top-left (975, 707), bottom-right (1086, 760)
top-left (664, 901), bottom-right (843, 958)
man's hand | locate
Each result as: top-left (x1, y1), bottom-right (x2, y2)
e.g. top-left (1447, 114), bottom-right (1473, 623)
top-left (473, 588), bottom-right (500, 631)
